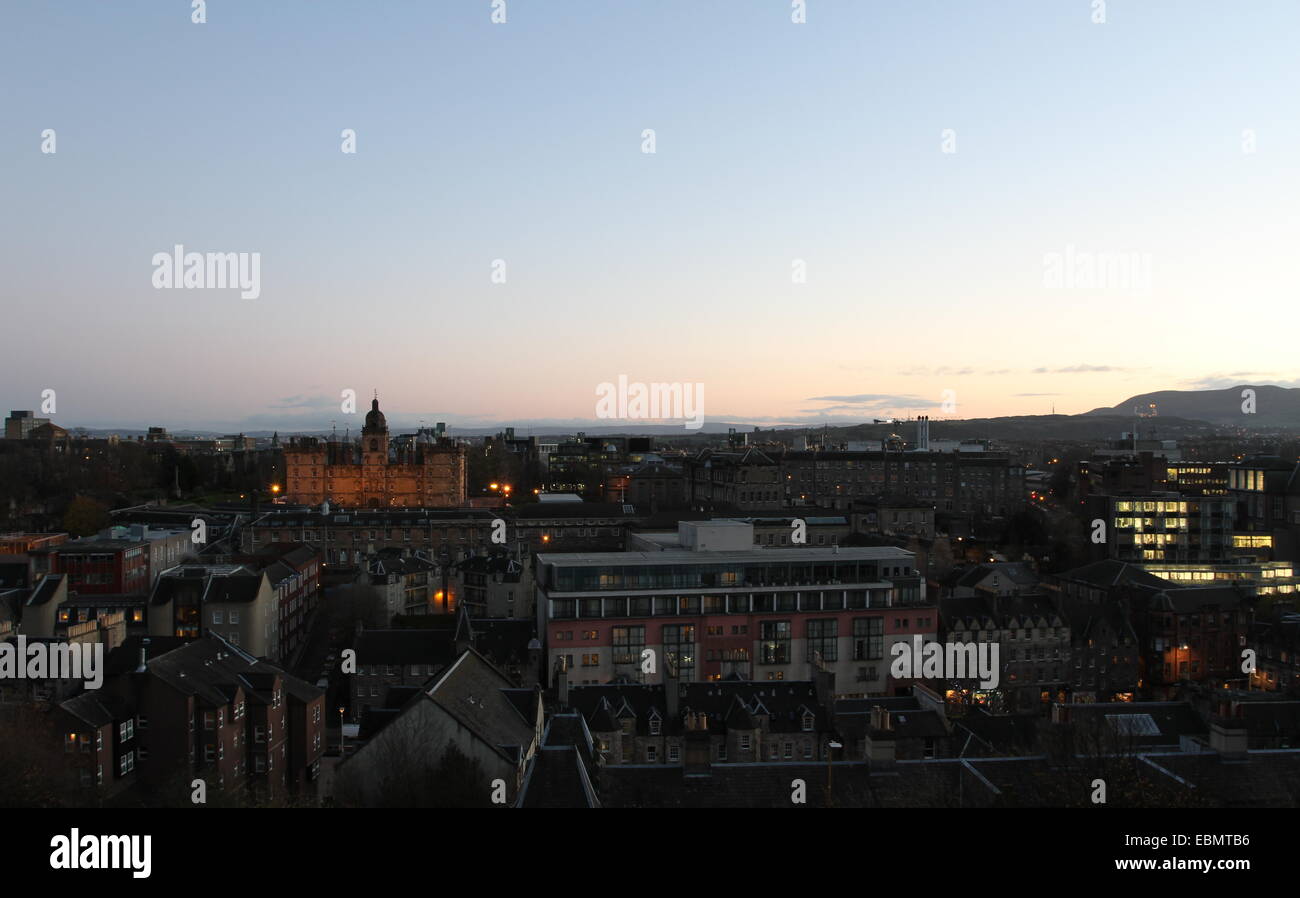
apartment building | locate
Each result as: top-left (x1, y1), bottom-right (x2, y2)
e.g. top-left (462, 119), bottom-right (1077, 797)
top-left (149, 565), bottom-right (280, 661)
top-left (104, 634), bottom-right (324, 802)
top-left (537, 521), bottom-right (933, 696)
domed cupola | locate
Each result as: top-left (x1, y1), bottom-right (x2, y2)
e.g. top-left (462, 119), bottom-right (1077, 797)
top-left (363, 393), bottom-right (388, 435)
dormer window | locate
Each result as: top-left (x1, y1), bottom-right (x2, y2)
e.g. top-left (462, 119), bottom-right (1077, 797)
top-left (801, 712), bottom-right (815, 732)
top-left (649, 718), bottom-right (661, 736)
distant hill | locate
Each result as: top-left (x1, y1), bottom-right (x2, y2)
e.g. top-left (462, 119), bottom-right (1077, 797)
top-left (1086, 385), bottom-right (1300, 427)
top-left (761, 414), bottom-right (1216, 446)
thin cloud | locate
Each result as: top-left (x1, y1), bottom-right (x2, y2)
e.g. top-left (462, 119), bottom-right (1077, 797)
top-left (1031, 364), bottom-right (1130, 374)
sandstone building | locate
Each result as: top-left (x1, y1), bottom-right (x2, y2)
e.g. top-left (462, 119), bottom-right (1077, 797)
top-left (283, 397), bottom-right (466, 508)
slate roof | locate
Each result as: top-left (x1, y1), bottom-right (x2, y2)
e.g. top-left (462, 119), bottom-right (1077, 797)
top-left (25, 574), bottom-right (65, 607)
top-left (104, 636), bottom-right (190, 676)
top-left (1057, 701), bottom-right (1206, 746)
top-left (1150, 586), bottom-right (1250, 613)
top-left (1145, 750), bottom-right (1300, 807)
top-left (953, 562), bottom-right (1038, 589)
top-left (836, 705), bottom-right (948, 741)
top-left (203, 572), bottom-right (265, 604)
top-left (569, 680), bottom-right (828, 737)
top-left (1057, 560), bottom-right (1172, 590)
top-left (142, 634), bottom-right (286, 708)
top-left (953, 710), bottom-right (1040, 756)
top-left (60, 690), bottom-right (134, 728)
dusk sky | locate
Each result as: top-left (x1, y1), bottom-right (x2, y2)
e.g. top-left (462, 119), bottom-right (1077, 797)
top-left (3, 0), bottom-right (1298, 432)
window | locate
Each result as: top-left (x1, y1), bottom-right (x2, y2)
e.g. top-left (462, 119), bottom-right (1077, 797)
top-left (229, 611), bottom-right (240, 624)
top-left (807, 619), bottom-right (838, 662)
top-left (853, 617), bottom-right (884, 660)
top-left (668, 744), bottom-right (680, 762)
top-left (661, 624), bottom-right (695, 679)
top-left (649, 717), bottom-right (661, 735)
top-left (611, 625), bottom-right (646, 668)
top-left (802, 712), bottom-right (815, 732)
top-left (760, 621), bottom-right (791, 665)
top-left (739, 734), bottom-right (751, 752)
top-left (212, 610), bottom-right (223, 624)
top-left (646, 745), bottom-right (658, 762)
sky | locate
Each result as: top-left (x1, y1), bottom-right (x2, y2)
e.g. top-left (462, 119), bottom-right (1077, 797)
top-left (2, 0), bottom-right (1298, 433)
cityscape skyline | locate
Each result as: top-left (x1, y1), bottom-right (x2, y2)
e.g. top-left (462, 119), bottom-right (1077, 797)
top-left (3, 0), bottom-right (1300, 833)
top-left (6, 379), bottom-right (1300, 434)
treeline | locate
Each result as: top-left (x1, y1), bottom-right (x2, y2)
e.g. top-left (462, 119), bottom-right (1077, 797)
top-left (0, 441), bottom-right (282, 531)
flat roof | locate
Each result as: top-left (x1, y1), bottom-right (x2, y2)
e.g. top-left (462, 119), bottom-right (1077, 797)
top-left (537, 546), bottom-right (911, 567)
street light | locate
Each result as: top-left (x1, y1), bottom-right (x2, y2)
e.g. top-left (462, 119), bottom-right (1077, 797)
top-left (338, 706), bottom-right (346, 757)
top-left (825, 739), bottom-right (842, 805)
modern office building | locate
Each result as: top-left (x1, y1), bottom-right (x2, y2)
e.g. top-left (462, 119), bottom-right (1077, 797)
top-left (4, 410), bottom-right (51, 440)
top-left (1087, 494), bottom-right (1235, 563)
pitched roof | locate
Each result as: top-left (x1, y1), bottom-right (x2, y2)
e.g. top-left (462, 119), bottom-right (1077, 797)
top-left (1058, 559), bottom-right (1171, 590)
top-left (423, 649), bottom-right (539, 761)
top-left (142, 634), bottom-right (284, 707)
top-left (60, 691), bottom-right (133, 728)
top-left (25, 574), bottom-right (65, 607)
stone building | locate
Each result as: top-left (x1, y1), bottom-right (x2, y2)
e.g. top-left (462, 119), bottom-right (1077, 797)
top-left (283, 397), bottom-right (466, 508)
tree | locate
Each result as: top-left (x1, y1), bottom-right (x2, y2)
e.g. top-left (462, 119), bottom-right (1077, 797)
top-left (0, 705), bottom-right (80, 808)
top-left (61, 495), bottom-right (109, 537)
top-left (343, 584), bottom-right (388, 628)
